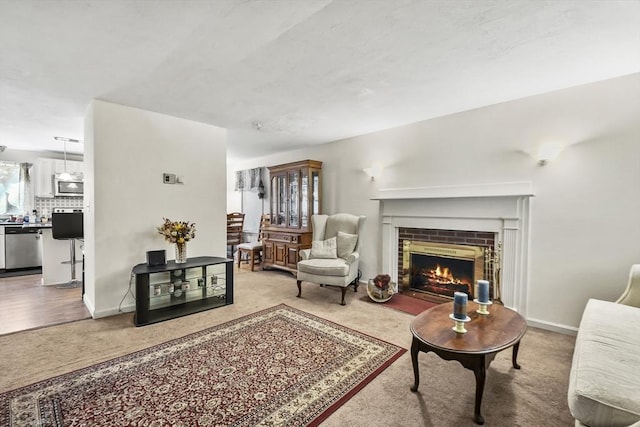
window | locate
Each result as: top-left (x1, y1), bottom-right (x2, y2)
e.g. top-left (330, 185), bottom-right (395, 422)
top-left (0, 161), bottom-right (21, 214)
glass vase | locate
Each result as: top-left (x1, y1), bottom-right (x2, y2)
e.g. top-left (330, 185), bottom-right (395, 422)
top-left (175, 242), bottom-right (187, 263)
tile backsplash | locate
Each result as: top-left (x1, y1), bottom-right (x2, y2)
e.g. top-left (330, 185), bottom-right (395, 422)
top-left (35, 197), bottom-right (83, 216)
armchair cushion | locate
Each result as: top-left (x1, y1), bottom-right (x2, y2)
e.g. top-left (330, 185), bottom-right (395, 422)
top-left (337, 231), bottom-right (358, 259)
top-left (298, 258), bottom-right (350, 277)
top-left (310, 237), bottom-right (337, 259)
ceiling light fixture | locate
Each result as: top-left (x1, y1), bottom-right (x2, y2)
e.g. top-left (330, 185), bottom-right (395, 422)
top-left (53, 136), bottom-right (82, 180)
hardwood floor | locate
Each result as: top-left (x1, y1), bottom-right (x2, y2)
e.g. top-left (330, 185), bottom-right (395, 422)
top-left (0, 273), bottom-right (91, 335)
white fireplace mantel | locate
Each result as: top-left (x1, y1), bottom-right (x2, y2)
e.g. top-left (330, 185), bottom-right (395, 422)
top-left (372, 181), bottom-right (534, 200)
top-left (374, 182), bottom-right (534, 316)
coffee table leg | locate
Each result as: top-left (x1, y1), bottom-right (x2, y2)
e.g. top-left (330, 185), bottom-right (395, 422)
top-left (410, 337), bottom-right (420, 392)
top-left (512, 341), bottom-right (521, 369)
top-left (473, 363), bottom-right (486, 425)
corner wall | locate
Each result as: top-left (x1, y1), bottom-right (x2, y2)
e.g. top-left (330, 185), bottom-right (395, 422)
top-left (84, 100), bottom-right (227, 317)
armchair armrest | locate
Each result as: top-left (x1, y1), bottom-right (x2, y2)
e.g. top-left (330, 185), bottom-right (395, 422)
top-left (344, 251), bottom-right (360, 264)
top-left (300, 249), bottom-right (311, 260)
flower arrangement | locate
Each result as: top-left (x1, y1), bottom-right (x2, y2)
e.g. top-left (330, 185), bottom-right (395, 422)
top-left (157, 218), bottom-right (196, 245)
top-left (373, 274), bottom-right (391, 289)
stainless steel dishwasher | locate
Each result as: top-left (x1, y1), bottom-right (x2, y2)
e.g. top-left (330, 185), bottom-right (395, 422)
top-left (4, 227), bottom-right (42, 269)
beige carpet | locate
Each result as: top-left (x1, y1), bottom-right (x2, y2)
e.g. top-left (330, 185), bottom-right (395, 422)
top-left (0, 267), bottom-right (576, 426)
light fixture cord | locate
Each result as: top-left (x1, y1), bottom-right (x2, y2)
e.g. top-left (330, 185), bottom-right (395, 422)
top-left (63, 139), bottom-right (69, 174)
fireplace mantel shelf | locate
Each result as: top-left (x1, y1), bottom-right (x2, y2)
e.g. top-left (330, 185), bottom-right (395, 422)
top-left (371, 181), bottom-right (534, 200)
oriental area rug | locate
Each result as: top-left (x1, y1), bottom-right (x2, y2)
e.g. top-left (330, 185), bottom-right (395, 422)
top-left (1, 304), bottom-right (405, 427)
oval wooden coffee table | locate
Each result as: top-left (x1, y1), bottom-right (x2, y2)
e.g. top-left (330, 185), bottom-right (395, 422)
top-left (410, 302), bottom-right (527, 425)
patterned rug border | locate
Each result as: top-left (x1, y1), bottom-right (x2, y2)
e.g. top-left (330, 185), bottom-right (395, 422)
top-left (1, 303), bottom-right (406, 426)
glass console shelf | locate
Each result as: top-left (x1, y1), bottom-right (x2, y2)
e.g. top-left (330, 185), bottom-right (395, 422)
top-left (133, 256), bottom-right (233, 326)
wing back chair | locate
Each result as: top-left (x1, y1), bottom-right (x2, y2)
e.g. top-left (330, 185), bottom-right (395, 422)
top-left (296, 213), bottom-right (366, 305)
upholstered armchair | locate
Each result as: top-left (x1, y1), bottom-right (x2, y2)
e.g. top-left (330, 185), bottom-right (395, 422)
top-left (296, 213), bottom-right (366, 305)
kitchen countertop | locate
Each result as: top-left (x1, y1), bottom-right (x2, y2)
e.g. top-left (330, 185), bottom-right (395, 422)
top-left (0, 222), bottom-right (52, 228)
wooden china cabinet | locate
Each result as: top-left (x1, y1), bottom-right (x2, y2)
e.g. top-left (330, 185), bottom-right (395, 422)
top-left (262, 160), bottom-right (322, 273)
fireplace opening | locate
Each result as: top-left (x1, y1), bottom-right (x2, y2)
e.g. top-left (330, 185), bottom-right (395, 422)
top-left (401, 240), bottom-right (486, 303)
top-left (410, 254), bottom-right (474, 298)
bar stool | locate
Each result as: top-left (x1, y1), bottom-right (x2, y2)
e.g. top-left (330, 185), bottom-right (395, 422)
top-left (52, 211), bottom-right (83, 288)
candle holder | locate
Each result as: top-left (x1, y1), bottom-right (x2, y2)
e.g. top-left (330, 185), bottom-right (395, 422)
top-left (449, 313), bottom-right (471, 334)
top-left (474, 299), bottom-right (493, 315)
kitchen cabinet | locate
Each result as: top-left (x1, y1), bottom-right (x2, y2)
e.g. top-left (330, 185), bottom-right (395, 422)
top-left (34, 157), bottom-right (84, 198)
top-left (133, 256), bottom-right (233, 326)
top-left (263, 160), bottom-right (322, 273)
top-left (35, 158), bottom-right (55, 197)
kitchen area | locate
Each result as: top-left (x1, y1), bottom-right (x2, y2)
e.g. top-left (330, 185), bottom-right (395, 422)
top-left (1, 157), bottom-right (84, 280)
top-left (1, 152), bottom-right (90, 334)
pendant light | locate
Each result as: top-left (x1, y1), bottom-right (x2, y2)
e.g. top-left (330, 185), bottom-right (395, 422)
top-left (54, 136), bottom-right (81, 181)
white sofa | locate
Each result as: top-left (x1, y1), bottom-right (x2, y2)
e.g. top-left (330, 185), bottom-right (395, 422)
top-left (568, 265), bottom-right (640, 427)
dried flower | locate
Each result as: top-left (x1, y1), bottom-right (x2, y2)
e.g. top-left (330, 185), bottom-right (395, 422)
top-left (157, 218), bottom-right (196, 244)
top-left (373, 274), bottom-right (391, 289)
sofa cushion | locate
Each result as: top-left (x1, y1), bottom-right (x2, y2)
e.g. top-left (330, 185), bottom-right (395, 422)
top-left (568, 299), bottom-right (640, 427)
top-left (297, 258), bottom-right (350, 277)
top-left (309, 237), bottom-right (337, 259)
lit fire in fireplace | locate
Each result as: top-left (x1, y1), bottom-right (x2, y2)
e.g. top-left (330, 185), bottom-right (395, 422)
top-left (427, 265), bottom-right (460, 285)
top-left (412, 262), bottom-right (472, 297)
top-left (402, 240), bottom-right (485, 301)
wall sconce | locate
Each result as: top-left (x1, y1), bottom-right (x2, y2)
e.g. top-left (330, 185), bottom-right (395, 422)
top-left (363, 163), bottom-right (384, 181)
top-left (533, 142), bottom-right (565, 166)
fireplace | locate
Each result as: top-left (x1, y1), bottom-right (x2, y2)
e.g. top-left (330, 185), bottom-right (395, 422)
top-left (401, 240), bottom-right (486, 303)
top-left (374, 182), bottom-right (533, 315)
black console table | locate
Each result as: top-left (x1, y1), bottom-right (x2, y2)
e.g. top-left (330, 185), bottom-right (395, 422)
top-left (133, 256), bottom-right (233, 326)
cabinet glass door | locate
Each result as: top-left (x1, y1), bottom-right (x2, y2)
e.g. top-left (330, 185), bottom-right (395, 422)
top-left (271, 176), bottom-right (277, 225)
top-left (301, 170), bottom-right (309, 228)
top-left (288, 171), bottom-right (299, 228)
top-left (276, 175), bottom-right (286, 226)
top-left (312, 171), bottom-right (320, 215)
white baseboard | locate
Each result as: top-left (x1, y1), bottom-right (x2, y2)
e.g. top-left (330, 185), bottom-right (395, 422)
top-left (91, 303), bottom-right (135, 319)
top-left (82, 294), bottom-right (96, 318)
top-left (526, 317), bottom-right (578, 336)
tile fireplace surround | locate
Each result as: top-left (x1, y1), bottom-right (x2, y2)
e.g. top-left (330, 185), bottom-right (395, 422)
top-left (372, 182), bottom-right (533, 317)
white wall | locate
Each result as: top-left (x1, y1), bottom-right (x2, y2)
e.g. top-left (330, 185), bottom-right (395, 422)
top-left (84, 100), bottom-right (227, 317)
top-left (229, 73), bottom-right (640, 330)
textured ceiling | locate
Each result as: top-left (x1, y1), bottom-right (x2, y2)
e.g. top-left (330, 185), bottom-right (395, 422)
top-left (1, 0), bottom-right (639, 159)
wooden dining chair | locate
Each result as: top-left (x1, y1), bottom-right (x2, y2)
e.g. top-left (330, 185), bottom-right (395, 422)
top-left (226, 212), bottom-right (245, 257)
top-left (237, 214), bottom-right (270, 271)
